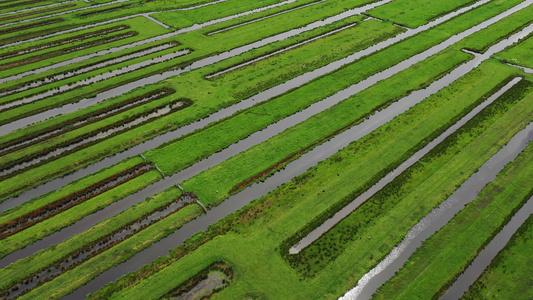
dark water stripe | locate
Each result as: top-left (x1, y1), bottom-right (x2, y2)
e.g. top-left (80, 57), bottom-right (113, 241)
top-left (440, 196), bottom-right (533, 300)
top-left (61, 10), bottom-right (533, 299)
top-left (207, 0), bottom-right (327, 35)
top-left (340, 122), bottom-right (533, 300)
top-left (1, 194), bottom-right (196, 299)
top-left (0, 42), bottom-right (176, 99)
top-left (0, 0), bottom-right (130, 29)
top-left (0, 49), bottom-right (189, 110)
top-left (0, 1), bottom-right (76, 17)
top-left (0, 0), bottom-right (520, 254)
top-left (289, 77), bottom-right (522, 253)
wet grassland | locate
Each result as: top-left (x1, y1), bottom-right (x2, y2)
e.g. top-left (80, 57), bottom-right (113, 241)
top-left (1, 0), bottom-right (533, 299)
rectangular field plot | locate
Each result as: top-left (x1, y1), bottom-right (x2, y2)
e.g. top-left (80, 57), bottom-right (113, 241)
top-left (367, 0), bottom-right (479, 28)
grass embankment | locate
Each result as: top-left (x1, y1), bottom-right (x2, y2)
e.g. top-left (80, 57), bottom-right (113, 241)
top-left (0, 168), bottom-right (161, 258)
top-left (497, 32), bottom-right (533, 69)
top-left (367, 0), bottom-right (478, 28)
top-left (1, 18), bottom-right (395, 169)
top-left (462, 214), bottom-right (533, 300)
top-left (0, 0), bottom-right (522, 201)
top-left (0, 156), bottom-right (143, 226)
top-left (144, 18), bottom-right (406, 173)
top-left (0, 3), bottom-right (83, 26)
top-left (0, 187), bottom-right (202, 292)
top-left (288, 78), bottom-right (533, 278)
top-left (0, 14), bottom-right (381, 200)
top-left (179, 48), bottom-right (470, 207)
top-left (15, 196), bottom-right (203, 299)
top-left (89, 60), bottom-right (524, 300)
top-left (372, 142), bottom-right (533, 300)
top-left (457, 3), bottom-right (533, 53)
top-left (0, 16), bottom-right (170, 79)
top-left (148, 0), bottom-right (525, 177)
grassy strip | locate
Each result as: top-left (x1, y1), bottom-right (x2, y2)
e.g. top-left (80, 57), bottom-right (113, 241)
top-left (145, 19), bottom-right (405, 173)
top-left (0, 16), bottom-right (170, 79)
top-left (2, 19), bottom-right (393, 166)
top-left (147, 0), bottom-right (526, 176)
top-left (0, 3), bottom-right (78, 24)
top-left (0, 170), bottom-right (161, 258)
top-left (286, 78), bottom-right (533, 278)
top-left (0, 156), bottom-right (144, 223)
top-left (372, 143), bottom-right (533, 300)
top-left (0, 88), bottom-right (175, 155)
top-left (497, 32), bottom-right (533, 69)
top-left (180, 48), bottom-right (470, 207)
top-left (0, 98), bottom-right (191, 173)
top-left (19, 204), bottom-right (203, 300)
top-left (0, 25), bottom-right (129, 62)
top-left (0, 14), bottom-right (368, 200)
top-left (0, 18), bottom-right (63, 36)
top-left (462, 215), bottom-right (533, 300)
top-left (367, 0), bottom-right (477, 28)
top-left (89, 61), bottom-right (523, 300)
top-left (152, 0), bottom-right (326, 29)
top-left (0, 163), bottom-right (150, 239)
top-left (0, 0), bottom-right (522, 200)
top-left (0, 42), bottom-right (179, 103)
top-left (0, 12), bottom-right (362, 146)
top-left (0, 187), bottom-right (201, 292)
top-left (457, 3), bottom-right (533, 53)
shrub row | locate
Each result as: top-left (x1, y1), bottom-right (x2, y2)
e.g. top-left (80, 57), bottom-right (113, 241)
top-left (0, 192), bottom-right (198, 298)
top-left (0, 97), bottom-right (192, 180)
top-left (0, 25), bottom-right (129, 61)
top-left (0, 87), bottom-right (175, 154)
top-left (0, 162), bottom-right (152, 240)
top-left (0, 3), bottom-right (76, 23)
top-left (0, 18), bottom-right (63, 36)
top-left (0, 31), bottom-right (139, 72)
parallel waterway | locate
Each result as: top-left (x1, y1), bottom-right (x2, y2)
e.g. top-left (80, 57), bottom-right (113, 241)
top-left (1, 0), bottom-right (511, 211)
top-left (0, 0), bottom-right (130, 28)
top-left (339, 122), bottom-right (533, 300)
top-left (2, 0), bottom-right (521, 267)
top-left (0, 0), bottom-right (397, 133)
top-left (0, 42), bottom-right (177, 98)
top-left (0, 49), bottom-right (189, 111)
top-left (62, 14), bottom-right (533, 298)
top-left (441, 195), bottom-right (533, 300)
top-left (289, 77), bottom-right (522, 253)
top-left (2, 0), bottom-right (532, 270)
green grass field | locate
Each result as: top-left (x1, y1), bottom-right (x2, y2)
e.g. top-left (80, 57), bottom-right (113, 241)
top-left (1, 0), bottom-right (532, 298)
top-left (462, 214), bottom-right (533, 300)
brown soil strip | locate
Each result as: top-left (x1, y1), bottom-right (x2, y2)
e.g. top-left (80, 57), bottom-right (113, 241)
top-left (0, 30), bottom-right (138, 71)
top-left (0, 163), bottom-right (152, 240)
top-left (0, 88), bottom-right (175, 154)
top-left (0, 25), bottom-right (129, 60)
top-left (0, 18), bottom-right (62, 36)
top-left (0, 3), bottom-right (76, 22)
